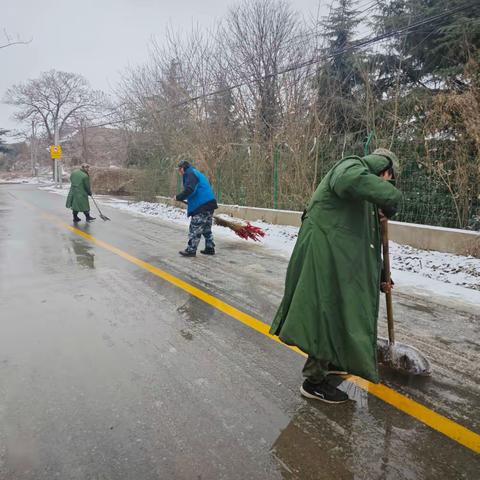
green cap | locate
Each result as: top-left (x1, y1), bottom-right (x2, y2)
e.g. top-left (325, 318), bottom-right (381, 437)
top-left (373, 148), bottom-right (400, 174)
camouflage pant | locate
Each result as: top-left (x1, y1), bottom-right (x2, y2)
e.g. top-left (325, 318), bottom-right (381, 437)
top-left (186, 211), bottom-right (215, 253)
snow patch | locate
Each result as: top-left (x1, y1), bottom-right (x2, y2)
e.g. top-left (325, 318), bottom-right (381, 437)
top-left (1, 177), bottom-right (52, 185)
top-left (105, 200), bottom-right (187, 224)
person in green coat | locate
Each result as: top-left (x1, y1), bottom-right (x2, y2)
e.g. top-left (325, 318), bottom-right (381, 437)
top-left (270, 148), bottom-right (402, 404)
top-left (66, 164), bottom-right (96, 222)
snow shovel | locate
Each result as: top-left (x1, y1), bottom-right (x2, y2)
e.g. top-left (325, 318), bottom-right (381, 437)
top-left (91, 195), bottom-right (110, 221)
top-left (377, 218), bottom-right (432, 376)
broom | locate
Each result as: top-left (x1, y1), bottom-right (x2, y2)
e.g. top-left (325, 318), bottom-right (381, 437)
top-left (176, 200), bottom-right (265, 241)
top-left (91, 195), bottom-right (111, 221)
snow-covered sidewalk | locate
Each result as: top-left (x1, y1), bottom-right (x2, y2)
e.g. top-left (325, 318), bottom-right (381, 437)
top-left (40, 187), bottom-right (480, 305)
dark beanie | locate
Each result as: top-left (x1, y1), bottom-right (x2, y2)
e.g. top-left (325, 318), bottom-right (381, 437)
top-left (177, 160), bottom-right (190, 169)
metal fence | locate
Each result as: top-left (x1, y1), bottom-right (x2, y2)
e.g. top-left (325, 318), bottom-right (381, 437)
top-left (134, 137), bottom-right (480, 231)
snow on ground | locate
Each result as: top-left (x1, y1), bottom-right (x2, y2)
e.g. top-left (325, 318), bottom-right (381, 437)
top-left (390, 242), bottom-right (480, 291)
top-left (107, 199), bottom-right (187, 224)
top-left (0, 176), bottom-right (52, 185)
top-left (40, 186), bottom-right (480, 303)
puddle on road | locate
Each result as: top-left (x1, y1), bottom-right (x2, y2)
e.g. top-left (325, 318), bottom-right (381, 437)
top-left (176, 297), bottom-right (209, 326)
top-left (68, 237), bottom-right (95, 269)
top-left (269, 387), bottom-right (478, 480)
top-left (64, 232), bottom-right (95, 269)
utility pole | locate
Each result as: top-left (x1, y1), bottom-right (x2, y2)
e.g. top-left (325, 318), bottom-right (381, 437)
top-left (81, 118), bottom-right (88, 162)
top-left (52, 118), bottom-right (57, 183)
top-left (49, 120), bottom-right (63, 185)
top-left (30, 119), bottom-right (35, 177)
top-left (54, 118), bottom-right (62, 188)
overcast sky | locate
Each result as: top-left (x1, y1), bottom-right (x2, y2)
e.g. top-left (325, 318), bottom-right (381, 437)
top-left (1, 0), bottom-right (327, 139)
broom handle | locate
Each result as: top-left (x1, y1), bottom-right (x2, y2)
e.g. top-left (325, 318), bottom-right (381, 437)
top-left (381, 217), bottom-right (395, 344)
top-left (91, 195), bottom-right (101, 214)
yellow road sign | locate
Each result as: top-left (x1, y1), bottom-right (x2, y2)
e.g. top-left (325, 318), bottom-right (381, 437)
top-left (50, 145), bottom-right (62, 159)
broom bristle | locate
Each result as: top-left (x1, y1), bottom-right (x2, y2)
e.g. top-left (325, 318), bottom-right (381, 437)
top-left (214, 215), bottom-right (265, 242)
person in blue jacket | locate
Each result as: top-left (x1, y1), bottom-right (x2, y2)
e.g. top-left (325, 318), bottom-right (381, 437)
top-left (175, 160), bottom-right (218, 257)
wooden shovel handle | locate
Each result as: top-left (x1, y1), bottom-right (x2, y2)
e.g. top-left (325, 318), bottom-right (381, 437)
top-left (381, 218), bottom-right (395, 344)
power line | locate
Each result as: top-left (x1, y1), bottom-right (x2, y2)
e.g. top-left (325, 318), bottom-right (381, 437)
top-left (86, 1), bottom-right (478, 130)
top-left (87, 1), bottom-right (422, 125)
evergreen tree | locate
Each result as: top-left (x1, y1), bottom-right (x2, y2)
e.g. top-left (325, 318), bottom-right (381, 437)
top-left (315, 0), bottom-right (365, 136)
top-left (323, 0), bottom-right (363, 94)
top-left (375, 0), bottom-right (480, 86)
top-left (207, 78), bottom-right (238, 136)
top-left (0, 129), bottom-right (10, 154)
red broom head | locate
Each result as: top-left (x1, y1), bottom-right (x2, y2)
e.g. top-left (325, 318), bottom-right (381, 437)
top-left (213, 216), bottom-right (266, 242)
top-left (236, 222), bottom-right (266, 242)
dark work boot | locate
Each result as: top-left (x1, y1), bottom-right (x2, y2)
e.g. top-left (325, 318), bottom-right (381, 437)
top-left (200, 247), bottom-right (215, 255)
top-left (73, 211), bottom-right (81, 223)
top-left (85, 211), bottom-right (96, 222)
top-left (179, 250), bottom-right (196, 257)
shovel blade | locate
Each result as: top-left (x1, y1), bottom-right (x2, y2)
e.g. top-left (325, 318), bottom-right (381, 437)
top-left (100, 214), bottom-right (110, 221)
top-left (377, 337), bottom-right (432, 376)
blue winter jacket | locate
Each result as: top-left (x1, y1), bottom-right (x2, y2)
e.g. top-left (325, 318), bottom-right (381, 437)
top-left (176, 166), bottom-right (218, 217)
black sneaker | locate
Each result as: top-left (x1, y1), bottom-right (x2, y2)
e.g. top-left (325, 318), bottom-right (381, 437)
top-left (300, 379), bottom-right (349, 404)
top-left (86, 216), bottom-right (96, 222)
top-left (200, 247), bottom-right (215, 255)
top-left (73, 217), bottom-right (81, 223)
top-left (179, 250), bottom-right (196, 257)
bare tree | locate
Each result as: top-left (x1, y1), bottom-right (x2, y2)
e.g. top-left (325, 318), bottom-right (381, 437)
top-left (115, 0), bottom-right (315, 204)
top-left (4, 70), bottom-right (106, 143)
top-left (219, 0), bottom-right (303, 139)
top-left (0, 29), bottom-right (31, 50)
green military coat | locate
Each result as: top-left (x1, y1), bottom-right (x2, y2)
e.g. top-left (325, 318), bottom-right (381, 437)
top-left (270, 154), bottom-right (402, 382)
top-left (66, 169), bottom-right (92, 212)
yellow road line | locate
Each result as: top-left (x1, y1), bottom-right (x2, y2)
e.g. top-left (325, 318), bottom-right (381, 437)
top-left (40, 210), bottom-right (480, 454)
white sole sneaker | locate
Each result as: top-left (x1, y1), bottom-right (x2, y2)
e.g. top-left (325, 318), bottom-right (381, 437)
top-left (300, 385), bottom-right (349, 404)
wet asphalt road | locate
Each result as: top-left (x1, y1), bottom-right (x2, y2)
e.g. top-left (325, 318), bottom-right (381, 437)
top-left (0, 184), bottom-right (479, 479)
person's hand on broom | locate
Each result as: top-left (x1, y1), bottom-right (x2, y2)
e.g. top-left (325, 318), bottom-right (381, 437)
top-left (380, 279), bottom-right (394, 293)
top-left (379, 206), bottom-right (397, 221)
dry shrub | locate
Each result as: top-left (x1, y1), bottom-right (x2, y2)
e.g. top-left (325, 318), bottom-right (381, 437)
top-left (88, 166), bottom-right (143, 195)
top-left (422, 61), bottom-right (480, 228)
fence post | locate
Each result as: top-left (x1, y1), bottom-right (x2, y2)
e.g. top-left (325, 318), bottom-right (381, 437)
top-left (273, 146), bottom-right (280, 209)
top-left (364, 131), bottom-right (375, 156)
top-left (177, 172), bottom-right (182, 194)
top-left (216, 170), bottom-right (222, 203)
top-left (239, 186), bottom-right (245, 206)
